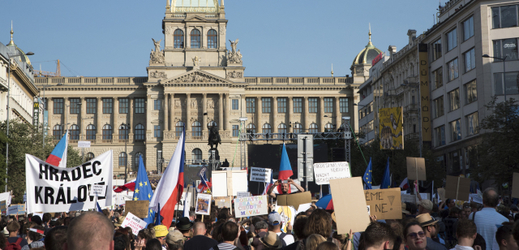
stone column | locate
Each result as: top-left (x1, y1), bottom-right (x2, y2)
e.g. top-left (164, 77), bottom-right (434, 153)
top-left (304, 96), bottom-right (309, 131)
top-left (114, 98), bottom-right (119, 138)
top-left (257, 97), bottom-right (262, 132)
top-left (219, 93), bottom-right (224, 131)
top-left (97, 97), bottom-right (102, 140)
top-left (171, 94), bottom-right (175, 128)
top-left (288, 97), bottom-right (293, 133)
top-left (64, 97), bottom-right (69, 129)
top-left (203, 93), bottom-right (208, 132)
top-left (335, 97), bottom-right (341, 128)
top-left (320, 97), bottom-right (325, 132)
top-left (273, 97), bottom-right (278, 133)
top-left (80, 97), bottom-right (86, 140)
top-left (48, 99), bottom-right (53, 135)
top-left (186, 94), bottom-right (191, 132)
top-left (225, 94), bottom-right (230, 131)
top-left (129, 97), bottom-right (134, 136)
top-left (164, 94), bottom-right (169, 131)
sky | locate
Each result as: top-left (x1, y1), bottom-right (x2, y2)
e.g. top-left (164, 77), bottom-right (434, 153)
top-left (1, 0), bottom-right (446, 77)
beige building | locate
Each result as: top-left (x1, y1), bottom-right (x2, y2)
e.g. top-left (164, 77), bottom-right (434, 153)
top-left (35, 0), bottom-right (359, 176)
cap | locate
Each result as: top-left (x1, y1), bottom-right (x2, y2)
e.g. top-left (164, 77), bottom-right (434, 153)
top-left (416, 213), bottom-right (438, 227)
top-left (419, 200), bottom-right (433, 211)
top-left (154, 225), bottom-right (168, 238)
top-left (166, 230), bottom-right (184, 245)
top-left (268, 212), bottom-right (281, 226)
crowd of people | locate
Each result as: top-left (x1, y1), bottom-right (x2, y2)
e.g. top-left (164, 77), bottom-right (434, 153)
top-left (0, 187), bottom-right (519, 250)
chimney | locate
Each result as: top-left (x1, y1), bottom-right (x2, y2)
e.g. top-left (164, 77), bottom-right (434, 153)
top-left (407, 29), bottom-right (417, 44)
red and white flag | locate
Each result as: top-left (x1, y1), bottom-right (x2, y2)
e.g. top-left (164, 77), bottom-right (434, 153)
top-left (399, 177), bottom-right (409, 190)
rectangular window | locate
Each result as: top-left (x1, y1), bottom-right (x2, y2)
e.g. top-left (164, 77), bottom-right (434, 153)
top-left (463, 16), bottom-right (474, 41)
top-left (449, 89), bottom-right (460, 111)
top-left (433, 96), bottom-right (444, 118)
top-left (448, 58), bottom-right (459, 81)
top-left (435, 126), bottom-right (446, 147)
top-left (432, 38), bottom-right (442, 61)
top-left (308, 98), bottom-right (318, 113)
top-left (293, 98), bottom-right (302, 113)
top-left (119, 98), bottom-right (129, 114)
top-left (246, 98), bottom-right (256, 113)
top-left (492, 5), bottom-right (518, 29)
top-left (493, 39), bottom-right (519, 61)
top-left (465, 80), bottom-right (477, 104)
top-left (494, 72), bottom-right (519, 95)
top-left (154, 125), bottom-right (161, 137)
top-left (232, 99), bottom-right (239, 110)
top-left (447, 28), bottom-right (457, 51)
top-left (135, 98), bottom-right (145, 114)
top-left (53, 98), bottom-right (64, 114)
top-left (324, 98), bottom-right (333, 113)
top-left (262, 98), bottom-right (271, 113)
top-left (70, 98), bottom-right (80, 114)
top-left (464, 48), bottom-right (476, 73)
top-left (450, 119), bottom-right (462, 142)
top-left (103, 98), bottom-right (113, 114)
top-left (154, 100), bottom-right (161, 110)
top-left (340, 97), bottom-right (349, 113)
top-left (277, 98), bottom-right (287, 113)
top-left (232, 125), bottom-right (239, 137)
top-left (432, 67), bottom-right (443, 89)
top-left (86, 98), bottom-right (96, 114)
top-left (467, 112), bottom-right (479, 136)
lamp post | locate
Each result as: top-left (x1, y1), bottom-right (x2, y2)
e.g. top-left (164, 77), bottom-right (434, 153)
top-left (122, 123), bottom-right (130, 183)
top-left (483, 54), bottom-right (507, 100)
top-left (5, 51), bottom-right (34, 192)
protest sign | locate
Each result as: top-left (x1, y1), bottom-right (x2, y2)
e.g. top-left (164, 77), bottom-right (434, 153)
top-left (183, 191), bottom-right (193, 218)
top-left (250, 167), bottom-right (272, 182)
top-left (275, 205), bottom-right (296, 233)
top-left (330, 177), bottom-right (370, 234)
top-left (445, 175), bottom-right (470, 201)
top-left (7, 206), bottom-right (17, 216)
top-left (276, 191), bottom-right (312, 210)
top-left (437, 188), bottom-right (446, 202)
top-left (0, 192), bottom-right (12, 207)
top-left (125, 200), bottom-right (149, 218)
top-left (25, 151), bottom-right (113, 214)
top-left (90, 184), bottom-right (107, 197)
top-left (406, 157), bottom-right (426, 181)
top-left (234, 195), bottom-right (268, 218)
top-left (195, 193), bottom-right (212, 215)
top-left (513, 173), bottom-right (519, 199)
top-left (313, 162), bottom-right (351, 185)
top-left (237, 192), bottom-right (250, 198)
top-left (364, 188), bottom-right (402, 219)
top-left (7, 204), bottom-right (25, 215)
top-left (212, 170), bottom-right (248, 197)
top-left (0, 201), bottom-right (5, 215)
top-left (121, 212), bottom-right (148, 236)
top-left (215, 197), bottom-right (232, 208)
top-left (175, 191), bottom-right (192, 211)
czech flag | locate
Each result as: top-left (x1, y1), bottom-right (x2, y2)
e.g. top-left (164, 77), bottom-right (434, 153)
top-left (150, 126), bottom-right (185, 228)
top-left (113, 181), bottom-right (136, 193)
top-left (197, 168), bottom-right (212, 193)
top-left (46, 130), bottom-right (69, 168)
top-left (278, 143), bottom-right (293, 180)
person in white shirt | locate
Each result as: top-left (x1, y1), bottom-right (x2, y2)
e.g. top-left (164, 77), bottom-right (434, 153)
top-left (450, 219), bottom-right (477, 250)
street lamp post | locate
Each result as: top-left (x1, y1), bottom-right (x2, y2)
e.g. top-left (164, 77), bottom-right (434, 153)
top-left (4, 51), bottom-right (34, 192)
top-left (123, 123), bottom-right (130, 183)
top-left (483, 54), bottom-right (507, 100)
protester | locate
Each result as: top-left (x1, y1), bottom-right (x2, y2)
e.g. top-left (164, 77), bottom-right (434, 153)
top-left (259, 231), bottom-right (283, 250)
top-left (6, 221), bottom-right (27, 249)
top-left (42, 213), bottom-right (52, 235)
top-left (165, 230), bottom-right (185, 250)
top-left (450, 219), bottom-right (478, 250)
top-left (416, 213), bottom-right (447, 250)
top-left (184, 222), bottom-right (218, 250)
top-left (176, 217), bottom-right (194, 241)
top-left (268, 212), bottom-right (295, 247)
top-left (359, 222), bottom-right (396, 250)
top-left (496, 224), bottom-right (518, 250)
top-left (404, 221), bottom-right (427, 250)
top-left (316, 241), bottom-right (340, 250)
top-left (305, 234), bottom-right (326, 250)
top-left (147, 239), bottom-right (163, 250)
top-left (469, 188), bottom-right (508, 250)
top-left (284, 214), bottom-right (308, 250)
top-left (267, 179), bottom-right (305, 198)
top-left (21, 225), bottom-right (45, 250)
top-left (210, 221), bottom-right (240, 250)
top-left (251, 220), bottom-right (269, 250)
top-left (303, 209), bottom-right (332, 241)
top-left (135, 228), bottom-right (154, 250)
top-left (154, 225), bottom-right (169, 250)
top-left (44, 226), bottom-right (67, 250)
top-left (418, 200), bottom-right (434, 215)
top-left (63, 211), bottom-right (115, 250)
top-left (444, 207), bottom-right (461, 249)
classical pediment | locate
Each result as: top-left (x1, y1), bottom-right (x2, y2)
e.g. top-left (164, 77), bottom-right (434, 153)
top-left (162, 70), bottom-right (230, 85)
top-left (185, 15), bottom-right (207, 22)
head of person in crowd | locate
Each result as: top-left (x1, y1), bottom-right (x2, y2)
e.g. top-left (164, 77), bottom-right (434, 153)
top-left (461, 203), bottom-right (472, 219)
top-left (205, 221), bottom-right (213, 238)
top-left (31, 215), bottom-right (42, 226)
top-left (255, 220), bottom-right (269, 235)
top-left (446, 199), bottom-right (456, 209)
top-left (114, 228), bottom-right (131, 250)
top-left (259, 231), bottom-right (283, 250)
top-left (293, 215), bottom-right (308, 241)
top-left (317, 241), bottom-right (340, 250)
top-left (146, 238), bottom-right (163, 250)
top-left (306, 234), bottom-right (327, 250)
top-left (27, 225), bottom-right (45, 243)
top-left (483, 187), bottom-right (499, 208)
top-left (474, 233), bottom-right (486, 250)
top-left (136, 228), bottom-right (153, 247)
top-left (418, 200), bottom-right (433, 214)
top-left (221, 221), bottom-right (239, 243)
top-left (6, 220), bottom-right (20, 237)
top-left (456, 219), bottom-right (478, 247)
top-left (280, 180), bottom-right (291, 194)
top-left (211, 220), bottom-right (225, 242)
top-left (416, 213), bottom-right (439, 239)
top-left (42, 213), bottom-right (51, 226)
top-left (154, 225), bottom-right (169, 246)
top-left (361, 222), bottom-right (396, 250)
top-left (176, 217), bottom-right (193, 238)
top-left (64, 211), bottom-right (115, 250)
top-left (166, 230), bottom-right (185, 250)
top-left (499, 223), bottom-right (518, 250)
top-left (191, 222), bottom-right (206, 236)
top-left (0, 232), bottom-right (5, 250)
top-left (217, 208), bottom-right (230, 222)
top-left (189, 210), bottom-right (196, 222)
top-left (44, 226), bottom-right (67, 250)
top-left (405, 202), bottom-right (418, 215)
top-left (268, 212), bottom-right (284, 233)
top-left (403, 220), bottom-right (427, 250)
top-left (304, 209), bottom-right (332, 239)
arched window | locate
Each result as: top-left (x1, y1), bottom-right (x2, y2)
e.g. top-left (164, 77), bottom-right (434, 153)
top-left (119, 124), bottom-right (129, 140)
top-left (175, 121), bottom-right (184, 137)
top-left (191, 29), bottom-right (201, 49)
top-left (85, 152), bottom-right (95, 162)
top-left (119, 152), bottom-right (127, 167)
top-left (262, 123), bottom-right (272, 134)
top-left (103, 124), bottom-right (112, 140)
top-left (192, 148), bottom-right (202, 162)
top-left (207, 29), bottom-right (217, 49)
top-left (192, 121), bottom-right (202, 137)
top-left (325, 123), bottom-right (334, 132)
top-left (278, 123), bottom-right (287, 134)
top-left (293, 123), bottom-right (303, 134)
top-left (70, 124), bottom-right (79, 140)
top-left (208, 120), bottom-right (217, 129)
top-left (309, 123), bottom-right (318, 133)
top-left (134, 152), bottom-right (142, 171)
top-left (246, 123), bottom-right (256, 134)
top-left (53, 124), bottom-right (63, 140)
top-left (86, 124), bottom-right (96, 140)
top-left (135, 124), bottom-right (145, 141)
top-left (174, 29), bottom-right (184, 48)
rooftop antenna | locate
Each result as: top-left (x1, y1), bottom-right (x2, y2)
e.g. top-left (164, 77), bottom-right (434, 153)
top-left (331, 63), bottom-right (334, 77)
top-left (369, 23), bottom-right (372, 42)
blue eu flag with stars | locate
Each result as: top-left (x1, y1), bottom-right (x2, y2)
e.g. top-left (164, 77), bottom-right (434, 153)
top-left (133, 155), bottom-right (155, 224)
top-left (363, 157), bottom-right (373, 189)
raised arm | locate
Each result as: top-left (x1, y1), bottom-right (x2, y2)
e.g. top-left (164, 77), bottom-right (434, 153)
top-left (288, 179), bottom-right (305, 192)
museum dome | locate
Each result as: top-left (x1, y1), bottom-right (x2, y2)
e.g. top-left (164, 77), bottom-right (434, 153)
top-left (352, 29), bottom-right (382, 67)
top-left (6, 29), bottom-right (32, 67)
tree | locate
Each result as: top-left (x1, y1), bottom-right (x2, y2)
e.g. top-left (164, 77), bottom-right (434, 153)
top-left (0, 121), bottom-right (82, 203)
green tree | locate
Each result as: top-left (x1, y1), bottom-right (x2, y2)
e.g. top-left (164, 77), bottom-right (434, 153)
top-left (0, 121), bottom-right (82, 203)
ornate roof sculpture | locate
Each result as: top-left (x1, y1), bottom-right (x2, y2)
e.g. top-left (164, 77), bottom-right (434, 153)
top-left (171, 0), bottom-right (220, 13)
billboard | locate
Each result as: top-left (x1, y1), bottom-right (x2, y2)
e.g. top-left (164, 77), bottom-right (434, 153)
top-left (419, 43), bottom-right (432, 142)
top-left (379, 107), bottom-right (403, 150)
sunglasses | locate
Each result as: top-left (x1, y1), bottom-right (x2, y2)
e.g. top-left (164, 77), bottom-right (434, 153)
top-left (407, 231), bottom-right (425, 239)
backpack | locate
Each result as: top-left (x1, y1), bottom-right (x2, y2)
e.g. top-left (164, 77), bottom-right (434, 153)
top-left (5, 237), bottom-right (22, 250)
top-left (279, 232), bottom-right (288, 248)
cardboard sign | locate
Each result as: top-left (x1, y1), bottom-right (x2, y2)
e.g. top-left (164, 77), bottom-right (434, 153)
top-left (125, 200), bottom-right (149, 218)
top-left (406, 157), bottom-right (426, 181)
top-left (234, 195), bottom-right (269, 218)
top-left (330, 177), bottom-right (370, 234)
top-left (121, 212), bottom-right (148, 236)
top-left (8, 204), bottom-right (25, 215)
top-left (0, 201), bottom-right (6, 215)
top-left (250, 167), bottom-right (272, 182)
top-left (276, 191), bottom-right (312, 210)
top-left (512, 173), bottom-right (519, 199)
top-left (90, 184), bottom-right (107, 197)
top-left (195, 193), bottom-right (211, 215)
top-left (313, 162), bottom-right (351, 185)
top-left (364, 188), bottom-right (402, 219)
top-left (445, 175), bottom-right (471, 201)
top-left (183, 191), bottom-right (193, 218)
top-left (215, 197), bottom-right (232, 208)
top-left (212, 170), bottom-right (248, 197)
top-left (237, 192), bottom-right (250, 198)
top-left (437, 188), bottom-right (446, 202)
